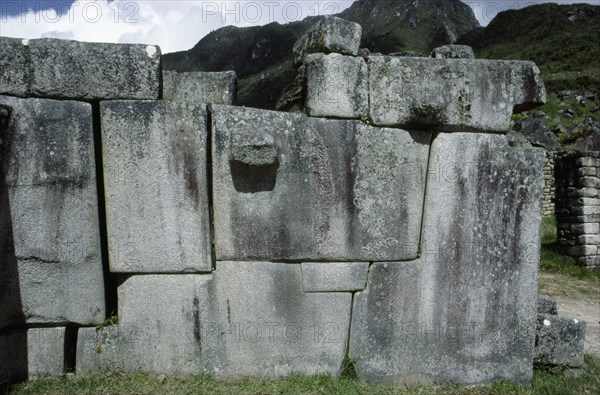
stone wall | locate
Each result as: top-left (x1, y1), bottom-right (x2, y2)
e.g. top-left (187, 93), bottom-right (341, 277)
top-left (543, 152), bottom-right (556, 217)
top-left (1, 20), bottom-right (548, 388)
top-left (555, 151), bottom-right (600, 270)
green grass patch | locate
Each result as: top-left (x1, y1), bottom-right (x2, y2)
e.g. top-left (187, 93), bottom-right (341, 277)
top-left (6, 355), bottom-right (600, 394)
top-left (539, 216), bottom-right (600, 282)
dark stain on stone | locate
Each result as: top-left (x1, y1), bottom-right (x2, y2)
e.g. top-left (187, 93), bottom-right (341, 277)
top-left (345, 128), bottom-right (358, 249)
top-left (193, 296), bottom-right (201, 342)
top-left (226, 298), bottom-right (231, 324)
top-left (170, 126), bottom-right (201, 207)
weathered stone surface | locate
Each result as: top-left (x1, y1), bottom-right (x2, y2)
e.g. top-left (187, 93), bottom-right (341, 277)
top-left (0, 37), bottom-right (31, 97)
top-left (101, 101), bottom-right (211, 273)
top-left (350, 134), bottom-right (545, 385)
top-left (77, 275), bottom-right (212, 375)
top-left (535, 314), bottom-right (586, 367)
top-left (212, 105), bottom-right (431, 262)
top-left (29, 38), bottom-right (160, 100)
top-left (431, 45), bottom-right (475, 59)
top-left (78, 264), bottom-right (352, 378)
top-left (0, 328), bottom-right (65, 382)
top-left (301, 262), bottom-right (369, 292)
top-left (538, 295), bottom-right (558, 315)
top-left (0, 96), bottom-right (105, 328)
top-left (305, 53), bottom-right (368, 119)
top-left (368, 57), bottom-right (546, 132)
top-left (163, 71), bottom-right (237, 104)
top-left (208, 261), bottom-right (352, 377)
top-left (294, 16), bottom-right (362, 66)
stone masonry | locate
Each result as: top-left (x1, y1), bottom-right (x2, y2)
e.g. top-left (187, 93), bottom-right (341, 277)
top-left (1, 17), bottom-right (553, 388)
top-left (555, 151), bottom-right (600, 270)
top-left (542, 152), bottom-right (556, 217)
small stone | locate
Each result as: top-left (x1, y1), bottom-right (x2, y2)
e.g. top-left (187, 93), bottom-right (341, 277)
top-left (538, 295), bottom-right (558, 315)
top-left (294, 16), bottom-right (362, 66)
top-left (535, 314), bottom-right (586, 367)
top-left (431, 45), bottom-right (475, 59)
top-left (301, 262), bottom-right (369, 292)
top-left (163, 70), bottom-right (237, 104)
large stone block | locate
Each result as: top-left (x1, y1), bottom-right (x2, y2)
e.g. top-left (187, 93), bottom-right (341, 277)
top-left (207, 261), bottom-right (352, 377)
top-left (535, 314), bottom-right (586, 367)
top-left (163, 71), bottom-right (237, 104)
top-left (301, 262), bottom-right (369, 292)
top-left (305, 53), bottom-right (368, 119)
top-left (0, 96), bottom-right (105, 328)
top-left (212, 105), bottom-right (431, 261)
top-left (78, 264), bottom-right (352, 378)
top-left (0, 327), bottom-right (65, 382)
top-left (293, 16), bottom-right (362, 66)
top-left (350, 134), bottom-right (545, 386)
top-left (101, 101), bottom-right (212, 273)
top-left (77, 275), bottom-right (212, 375)
top-left (29, 39), bottom-right (160, 100)
top-left (0, 37), bottom-right (31, 97)
top-left (368, 57), bottom-right (546, 132)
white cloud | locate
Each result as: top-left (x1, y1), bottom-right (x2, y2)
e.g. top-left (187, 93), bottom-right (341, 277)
top-left (0, 0), bottom-right (355, 53)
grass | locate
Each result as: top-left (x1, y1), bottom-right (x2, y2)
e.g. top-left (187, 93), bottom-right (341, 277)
top-left (539, 216), bottom-right (600, 282)
top-left (6, 354), bottom-right (600, 395)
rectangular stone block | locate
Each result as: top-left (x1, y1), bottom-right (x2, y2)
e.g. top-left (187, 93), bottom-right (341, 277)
top-left (350, 134), bottom-right (545, 386)
top-left (293, 15), bottom-right (362, 66)
top-left (208, 261), bottom-right (352, 377)
top-left (0, 96), bottom-right (105, 328)
top-left (577, 167), bottom-right (598, 177)
top-left (29, 38), bottom-right (160, 100)
top-left (565, 245), bottom-right (598, 256)
top-left (368, 57), bottom-right (545, 132)
top-left (301, 262), bottom-right (369, 292)
top-left (578, 256), bottom-right (600, 266)
top-left (537, 295), bottom-right (558, 315)
top-left (163, 71), bottom-right (237, 104)
top-left (101, 101), bottom-right (212, 273)
top-left (577, 235), bottom-right (600, 245)
top-left (0, 327), bottom-right (65, 382)
top-left (0, 37), bottom-right (31, 97)
top-left (77, 275), bottom-right (212, 375)
top-left (580, 176), bottom-right (599, 188)
top-left (535, 314), bottom-right (586, 367)
top-left (571, 223), bottom-right (599, 235)
top-left (305, 53), bottom-right (368, 119)
top-left (212, 105), bottom-right (431, 262)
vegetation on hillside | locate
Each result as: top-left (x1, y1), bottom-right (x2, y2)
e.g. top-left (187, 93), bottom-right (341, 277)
top-left (459, 3), bottom-right (600, 93)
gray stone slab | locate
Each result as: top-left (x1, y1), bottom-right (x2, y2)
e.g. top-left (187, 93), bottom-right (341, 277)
top-left (301, 262), bottom-right (369, 292)
top-left (0, 327), bottom-right (65, 382)
top-left (163, 71), bottom-right (237, 104)
top-left (293, 16), bottom-right (362, 66)
top-left (211, 105), bottom-right (431, 262)
top-left (305, 53), bottom-right (368, 119)
top-left (0, 96), bottom-right (105, 328)
top-left (29, 38), bottom-right (160, 100)
top-left (0, 37), bottom-right (31, 97)
top-left (101, 101), bottom-right (212, 273)
top-left (77, 275), bottom-right (212, 375)
top-left (535, 314), bottom-right (586, 367)
top-left (368, 57), bottom-right (546, 132)
top-left (350, 133), bottom-right (546, 386)
top-left (431, 45), bottom-right (475, 59)
top-left (208, 261), bottom-right (352, 377)
top-left (538, 295), bottom-right (558, 315)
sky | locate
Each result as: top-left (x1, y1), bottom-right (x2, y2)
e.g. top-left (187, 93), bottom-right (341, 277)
top-left (0, 0), bottom-right (598, 54)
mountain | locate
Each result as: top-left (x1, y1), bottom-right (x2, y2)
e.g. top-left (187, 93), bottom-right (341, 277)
top-left (459, 3), bottom-right (600, 93)
top-left (162, 0), bottom-right (480, 109)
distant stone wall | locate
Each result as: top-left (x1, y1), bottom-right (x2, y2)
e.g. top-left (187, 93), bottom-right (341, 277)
top-left (543, 152), bottom-right (556, 217)
top-left (1, 19), bottom-right (550, 388)
top-left (555, 151), bottom-right (600, 270)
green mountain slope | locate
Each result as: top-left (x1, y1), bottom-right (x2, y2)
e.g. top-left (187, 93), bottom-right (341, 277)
top-left (459, 3), bottom-right (600, 92)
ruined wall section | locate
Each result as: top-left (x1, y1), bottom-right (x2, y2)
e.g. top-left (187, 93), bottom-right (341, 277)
top-left (1, 18), bottom-right (550, 387)
top-left (555, 151), bottom-right (600, 270)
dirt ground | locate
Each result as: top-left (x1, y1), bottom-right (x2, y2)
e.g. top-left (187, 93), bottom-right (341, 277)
top-left (539, 271), bottom-right (600, 357)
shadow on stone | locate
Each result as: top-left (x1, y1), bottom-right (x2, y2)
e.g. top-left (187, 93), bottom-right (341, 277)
top-left (230, 159), bottom-right (279, 193)
top-left (0, 104), bottom-right (28, 389)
